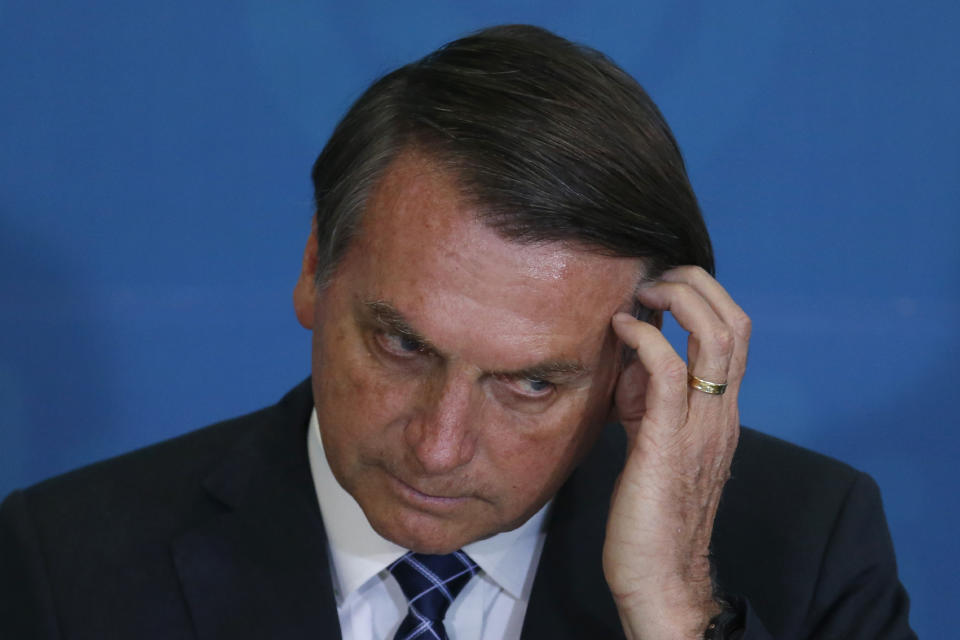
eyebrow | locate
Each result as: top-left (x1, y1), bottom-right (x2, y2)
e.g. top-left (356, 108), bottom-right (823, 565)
top-left (492, 360), bottom-right (588, 383)
top-left (364, 300), bottom-right (439, 352)
top-left (361, 299), bottom-right (589, 382)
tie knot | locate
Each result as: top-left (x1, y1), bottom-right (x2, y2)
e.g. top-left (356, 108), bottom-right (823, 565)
top-left (389, 550), bottom-right (478, 635)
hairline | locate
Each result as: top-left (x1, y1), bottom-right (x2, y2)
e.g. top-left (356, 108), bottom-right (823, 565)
top-left (312, 144), bottom-right (666, 290)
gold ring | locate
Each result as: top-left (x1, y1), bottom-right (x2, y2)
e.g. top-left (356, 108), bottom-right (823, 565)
top-left (688, 372), bottom-right (727, 395)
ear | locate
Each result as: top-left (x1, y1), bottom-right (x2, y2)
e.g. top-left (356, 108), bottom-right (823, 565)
top-left (293, 218), bottom-right (320, 329)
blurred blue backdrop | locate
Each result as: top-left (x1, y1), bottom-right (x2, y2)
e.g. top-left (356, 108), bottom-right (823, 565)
top-left (1, 2), bottom-right (956, 636)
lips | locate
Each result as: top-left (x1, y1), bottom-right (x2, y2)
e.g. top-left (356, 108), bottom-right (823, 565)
top-left (387, 471), bottom-right (469, 507)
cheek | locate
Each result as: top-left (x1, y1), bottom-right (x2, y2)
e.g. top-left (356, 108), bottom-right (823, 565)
top-left (497, 444), bottom-right (567, 493)
top-left (312, 324), bottom-right (420, 448)
top-left (481, 401), bottom-right (601, 500)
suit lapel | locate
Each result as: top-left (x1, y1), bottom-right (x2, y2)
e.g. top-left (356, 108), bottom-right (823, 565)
top-left (172, 380), bottom-right (342, 639)
top-left (521, 424), bottom-right (628, 640)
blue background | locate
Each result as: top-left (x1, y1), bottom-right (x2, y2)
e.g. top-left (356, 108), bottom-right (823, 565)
top-left (1, 2), bottom-right (956, 635)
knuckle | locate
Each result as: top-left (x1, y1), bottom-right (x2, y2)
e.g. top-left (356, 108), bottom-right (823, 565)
top-left (688, 265), bottom-right (708, 279)
top-left (733, 311), bottom-right (752, 339)
top-left (660, 356), bottom-right (689, 385)
top-left (677, 264), bottom-right (704, 279)
top-left (664, 264), bottom-right (702, 284)
top-left (672, 281), bottom-right (697, 305)
top-left (711, 327), bottom-right (735, 355)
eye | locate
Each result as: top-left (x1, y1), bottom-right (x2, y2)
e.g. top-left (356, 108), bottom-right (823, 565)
top-left (523, 378), bottom-right (552, 393)
top-left (376, 331), bottom-right (425, 357)
top-left (502, 376), bottom-right (555, 399)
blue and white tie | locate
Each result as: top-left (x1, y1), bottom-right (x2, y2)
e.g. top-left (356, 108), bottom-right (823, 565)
top-left (388, 550), bottom-right (479, 640)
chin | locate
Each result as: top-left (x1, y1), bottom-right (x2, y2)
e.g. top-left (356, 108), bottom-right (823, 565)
top-left (369, 511), bottom-right (482, 554)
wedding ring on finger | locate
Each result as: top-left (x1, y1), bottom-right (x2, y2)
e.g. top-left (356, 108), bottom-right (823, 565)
top-left (688, 372), bottom-right (727, 396)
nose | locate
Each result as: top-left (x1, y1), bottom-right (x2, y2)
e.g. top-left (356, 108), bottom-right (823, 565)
top-left (405, 372), bottom-right (478, 474)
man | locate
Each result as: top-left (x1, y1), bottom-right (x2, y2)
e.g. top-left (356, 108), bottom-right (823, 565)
top-left (0, 25), bottom-right (913, 639)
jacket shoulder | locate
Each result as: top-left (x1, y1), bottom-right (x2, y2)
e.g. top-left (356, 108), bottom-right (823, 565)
top-left (0, 379), bottom-right (317, 639)
top-left (713, 427), bottom-right (906, 637)
top-left (729, 426), bottom-right (860, 507)
top-left (5, 378), bottom-right (313, 550)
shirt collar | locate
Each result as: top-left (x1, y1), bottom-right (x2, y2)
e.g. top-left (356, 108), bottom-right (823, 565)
top-left (306, 409), bottom-right (550, 602)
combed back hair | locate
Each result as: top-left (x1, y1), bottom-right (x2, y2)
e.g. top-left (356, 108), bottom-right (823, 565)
top-left (310, 24), bottom-right (713, 286)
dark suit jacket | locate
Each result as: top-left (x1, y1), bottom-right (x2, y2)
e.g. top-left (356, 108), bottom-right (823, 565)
top-left (0, 379), bottom-right (914, 639)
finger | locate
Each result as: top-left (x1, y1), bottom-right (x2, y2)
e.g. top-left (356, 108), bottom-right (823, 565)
top-left (611, 313), bottom-right (688, 433)
top-left (634, 281), bottom-right (733, 387)
top-left (660, 267), bottom-right (751, 385)
top-left (660, 267), bottom-right (741, 327)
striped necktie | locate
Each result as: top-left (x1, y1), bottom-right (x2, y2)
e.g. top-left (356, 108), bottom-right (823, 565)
top-left (388, 550), bottom-right (479, 640)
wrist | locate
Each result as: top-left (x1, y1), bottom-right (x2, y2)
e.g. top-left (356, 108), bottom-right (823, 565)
top-left (702, 596), bottom-right (745, 640)
top-left (614, 590), bottom-right (723, 640)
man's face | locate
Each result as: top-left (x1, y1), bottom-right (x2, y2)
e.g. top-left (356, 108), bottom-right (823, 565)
top-left (294, 152), bottom-right (641, 553)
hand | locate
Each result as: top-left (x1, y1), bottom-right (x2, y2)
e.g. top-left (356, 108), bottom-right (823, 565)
top-left (602, 266), bottom-right (750, 640)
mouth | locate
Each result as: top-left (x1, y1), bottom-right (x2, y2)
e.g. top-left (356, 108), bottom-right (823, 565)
top-left (386, 472), bottom-right (470, 509)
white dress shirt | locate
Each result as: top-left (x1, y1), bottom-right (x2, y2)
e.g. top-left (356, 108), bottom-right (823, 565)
top-left (307, 410), bottom-right (551, 640)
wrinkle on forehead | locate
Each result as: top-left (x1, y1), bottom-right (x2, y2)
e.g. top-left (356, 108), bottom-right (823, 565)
top-left (504, 245), bottom-right (572, 282)
top-left (358, 148), bottom-right (636, 283)
top-left (344, 150), bottom-right (641, 361)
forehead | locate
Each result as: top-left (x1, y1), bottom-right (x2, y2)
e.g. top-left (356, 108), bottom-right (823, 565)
top-left (339, 151), bottom-right (640, 366)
